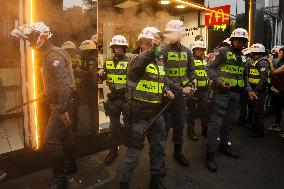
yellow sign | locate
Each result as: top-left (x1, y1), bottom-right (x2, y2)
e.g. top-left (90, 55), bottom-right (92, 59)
top-left (213, 24), bottom-right (227, 32)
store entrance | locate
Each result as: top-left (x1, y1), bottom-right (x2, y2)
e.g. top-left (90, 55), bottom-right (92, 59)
top-left (0, 0), bottom-right (25, 155)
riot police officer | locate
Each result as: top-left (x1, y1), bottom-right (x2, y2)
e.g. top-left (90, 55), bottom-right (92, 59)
top-left (206, 28), bottom-right (254, 172)
top-left (98, 35), bottom-right (129, 164)
top-left (11, 22), bottom-right (78, 188)
top-left (247, 43), bottom-right (270, 137)
top-left (61, 41), bottom-right (80, 132)
top-left (187, 40), bottom-right (209, 141)
top-left (79, 40), bottom-right (98, 134)
top-left (120, 27), bottom-right (174, 189)
top-left (162, 20), bottom-right (196, 167)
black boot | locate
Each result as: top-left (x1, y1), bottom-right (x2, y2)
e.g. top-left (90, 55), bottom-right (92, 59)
top-left (105, 147), bottom-right (118, 164)
top-left (206, 151), bottom-right (217, 172)
top-left (120, 181), bottom-right (129, 189)
top-left (219, 143), bottom-right (239, 159)
top-left (173, 144), bottom-right (190, 167)
top-left (50, 158), bottom-right (68, 189)
top-left (64, 145), bottom-right (77, 175)
top-left (149, 175), bottom-right (167, 189)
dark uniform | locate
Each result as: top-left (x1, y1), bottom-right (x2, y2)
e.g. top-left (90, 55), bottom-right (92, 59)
top-left (206, 46), bottom-right (251, 171)
top-left (247, 57), bottom-right (269, 137)
top-left (187, 57), bottom-right (209, 139)
top-left (238, 57), bottom-right (252, 126)
top-left (42, 46), bottom-right (77, 187)
top-left (162, 43), bottom-right (196, 166)
top-left (120, 49), bottom-right (167, 188)
top-left (69, 57), bottom-right (82, 132)
top-left (80, 55), bottom-right (98, 133)
top-left (103, 56), bottom-right (128, 162)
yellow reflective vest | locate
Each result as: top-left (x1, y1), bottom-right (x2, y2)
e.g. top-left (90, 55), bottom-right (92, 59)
top-left (105, 60), bottom-right (128, 90)
top-left (132, 62), bottom-right (166, 104)
top-left (193, 59), bottom-right (208, 87)
top-left (220, 51), bottom-right (245, 87)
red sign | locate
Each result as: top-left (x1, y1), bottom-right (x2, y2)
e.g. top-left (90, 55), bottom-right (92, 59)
top-left (205, 5), bottom-right (230, 26)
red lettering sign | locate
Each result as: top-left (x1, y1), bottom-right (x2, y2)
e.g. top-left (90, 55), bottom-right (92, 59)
top-left (205, 5), bottom-right (230, 26)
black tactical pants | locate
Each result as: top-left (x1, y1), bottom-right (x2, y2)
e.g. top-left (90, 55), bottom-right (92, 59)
top-left (248, 92), bottom-right (266, 134)
top-left (164, 94), bottom-right (186, 145)
top-left (45, 104), bottom-right (75, 161)
top-left (187, 90), bottom-right (209, 136)
top-left (108, 95), bottom-right (127, 149)
top-left (120, 116), bottom-right (166, 182)
top-left (207, 91), bottom-right (240, 152)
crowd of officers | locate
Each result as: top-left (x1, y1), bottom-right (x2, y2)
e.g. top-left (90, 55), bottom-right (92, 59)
top-left (10, 20), bottom-right (284, 189)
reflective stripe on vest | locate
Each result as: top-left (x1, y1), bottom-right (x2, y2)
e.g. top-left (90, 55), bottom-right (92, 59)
top-left (219, 51), bottom-right (245, 87)
top-left (136, 80), bottom-right (164, 94)
top-left (167, 67), bottom-right (187, 76)
top-left (220, 77), bottom-right (245, 87)
top-left (133, 63), bottom-right (165, 104)
top-left (198, 81), bottom-right (207, 87)
top-left (168, 52), bottom-right (188, 61)
top-left (107, 74), bottom-right (127, 84)
top-left (106, 61), bottom-right (128, 70)
top-left (146, 64), bottom-right (166, 75)
top-left (221, 65), bottom-right (244, 75)
top-left (195, 70), bottom-right (207, 77)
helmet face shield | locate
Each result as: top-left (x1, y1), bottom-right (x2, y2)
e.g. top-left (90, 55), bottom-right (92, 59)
top-left (10, 22), bottom-right (52, 49)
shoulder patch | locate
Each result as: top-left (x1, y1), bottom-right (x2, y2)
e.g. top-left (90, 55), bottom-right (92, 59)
top-left (52, 59), bottom-right (60, 67)
top-left (119, 62), bottom-right (127, 68)
top-left (260, 68), bottom-right (266, 72)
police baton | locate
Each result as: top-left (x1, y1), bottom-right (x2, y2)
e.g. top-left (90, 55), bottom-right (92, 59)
top-left (143, 100), bottom-right (172, 136)
top-left (5, 93), bottom-right (45, 113)
top-left (142, 82), bottom-right (197, 135)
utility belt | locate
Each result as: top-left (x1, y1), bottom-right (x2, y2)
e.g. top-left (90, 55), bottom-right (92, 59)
top-left (250, 84), bottom-right (267, 92)
top-left (217, 86), bottom-right (244, 93)
top-left (196, 87), bottom-right (208, 93)
top-left (131, 99), bottom-right (161, 122)
top-left (48, 88), bottom-right (78, 105)
top-left (107, 89), bottom-right (126, 100)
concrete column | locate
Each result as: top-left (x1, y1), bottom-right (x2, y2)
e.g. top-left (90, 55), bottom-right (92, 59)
top-left (246, 0), bottom-right (265, 45)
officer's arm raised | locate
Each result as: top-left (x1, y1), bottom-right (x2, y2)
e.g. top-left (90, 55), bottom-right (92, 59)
top-left (127, 50), bottom-right (155, 82)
